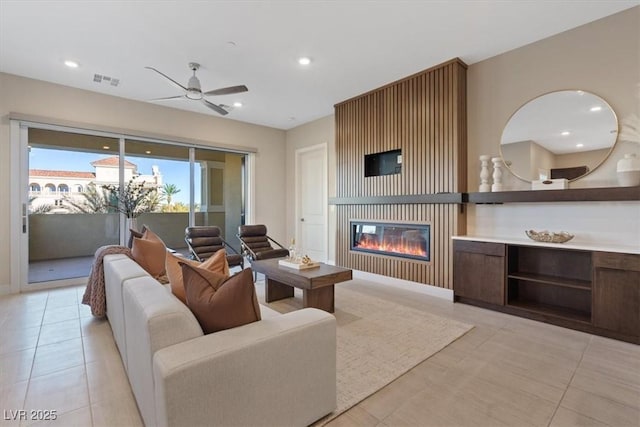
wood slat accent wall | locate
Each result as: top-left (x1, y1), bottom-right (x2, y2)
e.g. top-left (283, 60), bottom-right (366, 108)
top-left (334, 58), bottom-right (467, 289)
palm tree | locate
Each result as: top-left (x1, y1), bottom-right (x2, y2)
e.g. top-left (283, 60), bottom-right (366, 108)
top-left (63, 183), bottom-right (111, 213)
top-left (162, 183), bottom-right (181, 205)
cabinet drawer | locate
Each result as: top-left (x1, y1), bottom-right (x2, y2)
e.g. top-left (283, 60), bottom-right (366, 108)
top-left (593, 252), bottom-right (640, 272)
top-left (453, 240), bottom-right (505, 257)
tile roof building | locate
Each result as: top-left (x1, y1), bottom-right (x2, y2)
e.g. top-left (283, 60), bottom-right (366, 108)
top-left (29, 156), bottom-right (162, 213)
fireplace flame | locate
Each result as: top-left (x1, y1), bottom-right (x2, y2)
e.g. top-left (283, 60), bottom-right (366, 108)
top-left (355, 238), bottom-right (427, 257)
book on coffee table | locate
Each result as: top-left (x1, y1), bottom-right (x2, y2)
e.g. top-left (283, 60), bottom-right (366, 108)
top-left (278, 259), bottom-right (320, 270)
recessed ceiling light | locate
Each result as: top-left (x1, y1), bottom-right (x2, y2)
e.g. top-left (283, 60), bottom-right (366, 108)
top-left (102, 146), bottom-right (110, 150)
top-left (561, 131), bottom-right (571, 136)
top-left (145, 150), bottom-right (151, 154)
top-left (576, 143), bottom-right (584, 148)
top-left (298, 57), bottom-right (311, 66)
top-left (590, 106), bottom-right (602, 112)
top-left (64, 60), bottom-right (79, 68)
top-left (233, 102), bottom-right (243, 108)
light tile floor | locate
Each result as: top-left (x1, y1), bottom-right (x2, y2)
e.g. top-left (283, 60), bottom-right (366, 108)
top-left (0, 280), bottom-right (638, 427)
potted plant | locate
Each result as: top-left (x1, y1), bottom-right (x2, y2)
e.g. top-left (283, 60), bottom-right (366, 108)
top-left (102, 180), bottom-right (162, 235)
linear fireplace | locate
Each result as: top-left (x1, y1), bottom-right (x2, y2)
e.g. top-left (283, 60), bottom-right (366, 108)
top-left (350, 221), bottom-right (430, 261)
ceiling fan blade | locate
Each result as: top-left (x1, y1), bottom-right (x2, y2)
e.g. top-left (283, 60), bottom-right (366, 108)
top-left (145, 66), bottom-right (188, 91)
top-left (149, 95), bottom-right (184, 101)
top-left (201, 98), bottom-right (229, 115)
top-left (203, 85), bottom-right (249, 96)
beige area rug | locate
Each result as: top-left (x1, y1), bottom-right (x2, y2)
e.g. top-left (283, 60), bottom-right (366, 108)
top-left (261, 285), bottom-right (473, 424)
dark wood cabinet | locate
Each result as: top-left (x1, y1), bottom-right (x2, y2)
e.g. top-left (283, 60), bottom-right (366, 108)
top-left (453, 239), bottom-right (640, 344)
top-left (592, 252), bottom-right (640, 341)
top-left (453, 240), bottom-right (505, 306)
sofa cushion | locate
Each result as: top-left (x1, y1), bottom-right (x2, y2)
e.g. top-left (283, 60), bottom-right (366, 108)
top-left (132, 228), bottom-right (167, 278)
top-left (260, 304), bottom-right (281, 319)
top-left (103, 254), bottom-right (149, 367)
top-left (181, 265), bottom-right (261, 334)
top-left (123, 276), bottom-right (203, 427)
top-left (166, 250), bottom-right (230, 304)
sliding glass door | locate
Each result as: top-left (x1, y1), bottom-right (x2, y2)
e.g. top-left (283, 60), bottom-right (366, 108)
top-left (20, 125), bottom-right (249, 288)
top-left (27, 129), bottom-right (120, 284)
top-left (194, 148), bottom-right (246, 253)
top-left (124, 139), bottom-right (191, 255)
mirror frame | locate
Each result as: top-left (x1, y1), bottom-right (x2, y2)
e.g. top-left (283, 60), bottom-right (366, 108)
top-left (499, 89), bottom-right (619, 183)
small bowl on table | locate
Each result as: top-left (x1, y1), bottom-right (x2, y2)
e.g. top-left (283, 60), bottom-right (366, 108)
top-left (525, 230), bottom-right (574, 244)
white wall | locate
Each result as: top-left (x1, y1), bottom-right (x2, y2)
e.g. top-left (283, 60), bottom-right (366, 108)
top-left (466, 7), bottom-right (640, 248)
top-left (285, 115), bottom-right (336, 262)
top-left (0, 72), bottom-right (286, 290)
top-left (469, 202), bottom-right (640, 249)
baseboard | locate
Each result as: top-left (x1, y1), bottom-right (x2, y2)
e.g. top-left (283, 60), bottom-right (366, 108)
top-left (22, 277), bottom-right (87, 292)
top-left (352, 270), bottom-right (454, 301)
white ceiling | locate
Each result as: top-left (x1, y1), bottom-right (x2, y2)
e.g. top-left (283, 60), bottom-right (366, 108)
top-left (1, 1), bottom-right (637, 130)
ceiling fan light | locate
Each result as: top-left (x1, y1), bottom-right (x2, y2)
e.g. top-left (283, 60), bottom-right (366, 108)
top-left (233, 102), bottom-right (243, 108)
top-left (188, 75), bottom-right (201, 90)
top-left (186, 88), bottom-right (202, 100)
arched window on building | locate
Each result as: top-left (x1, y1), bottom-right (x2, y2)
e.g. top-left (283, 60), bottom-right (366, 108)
top-left (58, 184), bottom-right (69, 193)
top-left (29, 183), bottom-right (41, 193)
top-left (74, 184), bottom-right (83, 193)
top-left (44, 184), bottom-right (56, 194)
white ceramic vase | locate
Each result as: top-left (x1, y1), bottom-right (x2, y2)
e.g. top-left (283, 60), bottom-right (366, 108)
top-left (479, 155), bottom-right (491, 192)
top-left (617, 153), bottom-right (640, 187)
top-left (491, 157), bottom-right (503, 192)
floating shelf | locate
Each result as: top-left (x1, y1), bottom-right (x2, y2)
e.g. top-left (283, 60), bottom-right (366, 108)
top-left (330, 186), bottom-right (640, 206)
top-left (328, 193), bottom-right (465, 205)
top-left (468, 186), bottom-right (640, 204)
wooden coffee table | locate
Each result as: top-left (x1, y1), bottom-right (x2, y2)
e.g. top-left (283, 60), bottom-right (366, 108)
top-left (250, 258), bottom-right (352, 313)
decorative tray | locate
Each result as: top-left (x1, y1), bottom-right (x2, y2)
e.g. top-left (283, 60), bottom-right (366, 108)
top-left (278, 259), bottom-right (321, 270)
top-left (525, 230), bottom-right (574, 244)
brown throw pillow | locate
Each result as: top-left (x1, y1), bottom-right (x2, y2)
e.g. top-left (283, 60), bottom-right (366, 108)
top-left (166, 250), bottom-right (230, 304)
top-left (131, 228), bottom-right (167, 278)
top-left (180, 265), bottom-right (261, 334)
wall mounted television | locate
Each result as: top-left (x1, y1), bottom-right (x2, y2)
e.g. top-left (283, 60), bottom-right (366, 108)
top-left (364, 149), bottom-right (402, 177)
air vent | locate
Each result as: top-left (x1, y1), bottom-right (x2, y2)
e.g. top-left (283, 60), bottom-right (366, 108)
top-left (93, 74), bottom-right (120, 87)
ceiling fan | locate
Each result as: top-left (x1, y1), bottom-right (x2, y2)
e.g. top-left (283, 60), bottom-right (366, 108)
top-left (145, 62), bottom-right (248, 116)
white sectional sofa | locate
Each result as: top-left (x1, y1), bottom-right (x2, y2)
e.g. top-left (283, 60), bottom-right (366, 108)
top-left (103, 254), bottom-right (337, 427)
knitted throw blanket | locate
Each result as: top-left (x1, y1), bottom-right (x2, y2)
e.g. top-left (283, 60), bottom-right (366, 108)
top-left (82, 245), bottom-right (132, 317)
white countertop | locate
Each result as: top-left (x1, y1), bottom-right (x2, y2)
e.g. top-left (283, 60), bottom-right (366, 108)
top-left (452, 235), bottom-right (640, 255)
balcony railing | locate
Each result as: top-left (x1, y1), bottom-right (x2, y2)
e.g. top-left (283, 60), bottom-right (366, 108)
top-left (28, 212), bottom-right (226, 261)
top-left (29, 190), bottom-right (82, 196)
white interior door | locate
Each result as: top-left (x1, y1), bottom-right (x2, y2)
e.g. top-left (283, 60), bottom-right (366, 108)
top-left (296, 144), bottom-right (327, 262)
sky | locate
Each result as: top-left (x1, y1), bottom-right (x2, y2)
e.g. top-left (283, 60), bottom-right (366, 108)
top-left (29, 148), bottom-right (198, 205)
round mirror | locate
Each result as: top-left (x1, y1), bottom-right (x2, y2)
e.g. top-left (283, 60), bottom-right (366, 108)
top-left (500, 90), bottom-right (618, 182)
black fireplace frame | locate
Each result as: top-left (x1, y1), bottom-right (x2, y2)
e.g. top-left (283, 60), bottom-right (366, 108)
top-left (350, 220), bottom-right (430, 262)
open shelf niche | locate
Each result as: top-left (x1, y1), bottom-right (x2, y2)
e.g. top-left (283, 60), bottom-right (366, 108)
top-left (506, 245), bottom-right (592, 323)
